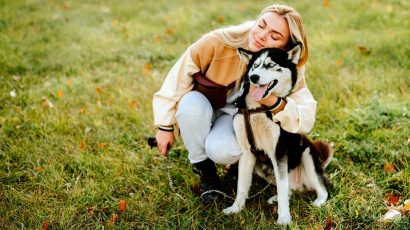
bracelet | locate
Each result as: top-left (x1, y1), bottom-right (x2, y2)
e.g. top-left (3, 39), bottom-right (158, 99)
top-left (158, 126), bottom-right (174, 132)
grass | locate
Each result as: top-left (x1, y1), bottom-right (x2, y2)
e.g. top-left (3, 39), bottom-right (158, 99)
top-left (0, 0), bottom-right (409, 229)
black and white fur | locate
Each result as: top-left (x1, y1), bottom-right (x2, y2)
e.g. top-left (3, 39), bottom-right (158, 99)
top-left (222, 44), bottom-right (333, 225)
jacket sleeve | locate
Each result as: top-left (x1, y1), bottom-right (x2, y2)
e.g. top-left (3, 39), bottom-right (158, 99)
top-left (152, 48), bottom-right (200, 127)
top-left (273, 66), bottom-right (317, 134)
top-left (152, 35), bottom-right (219, 127)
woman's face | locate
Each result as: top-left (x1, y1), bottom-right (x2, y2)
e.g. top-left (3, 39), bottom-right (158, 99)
top-left (248, 12), bottom-right (290, 52)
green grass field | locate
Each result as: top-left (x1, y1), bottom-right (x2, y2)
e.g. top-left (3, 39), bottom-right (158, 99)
top-left (1, 0), bottom-right (409, 229)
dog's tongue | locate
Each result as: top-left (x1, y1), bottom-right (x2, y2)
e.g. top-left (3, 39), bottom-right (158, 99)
top-left (252, 84), bottom-right (269, 101)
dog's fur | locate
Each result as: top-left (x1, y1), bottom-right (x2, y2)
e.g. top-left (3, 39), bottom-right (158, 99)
top-left (222, 45), bottom-right (333, 225)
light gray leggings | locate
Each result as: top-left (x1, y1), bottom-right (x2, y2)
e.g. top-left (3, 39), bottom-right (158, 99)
top-left (175, 91), bottom-right (242, 164)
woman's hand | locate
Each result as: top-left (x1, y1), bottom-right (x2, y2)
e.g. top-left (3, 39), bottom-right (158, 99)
top-left (249, 85), bottom-right (279, 106)
top-left (155, 129), bottom-right (174, 156)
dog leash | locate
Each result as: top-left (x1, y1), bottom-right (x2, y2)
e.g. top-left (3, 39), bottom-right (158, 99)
top-left (145, 136), bottom-right (272, 201)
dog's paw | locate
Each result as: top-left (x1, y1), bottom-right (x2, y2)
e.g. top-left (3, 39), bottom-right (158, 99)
top-left (222, 204), bottom-right (242, 215)
top-left (267, 195), bottom-right (278, 204)
top-left (277, 214), bottom-right (292, 225)
top-left (313, 197), bottom-right (327, 207)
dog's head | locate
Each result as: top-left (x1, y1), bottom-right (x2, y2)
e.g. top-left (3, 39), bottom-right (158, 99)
top-left (237, 44), bottom-right (301, 100)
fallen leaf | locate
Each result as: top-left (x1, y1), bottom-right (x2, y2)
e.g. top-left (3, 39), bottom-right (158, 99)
top-left (80, 142), bottom-right (86, 150)
top-left (324, 216), bottom-right (332, 230)
top-left (216, 15), bottom-right (224, 23)
top-left (387, 193), bottom-right (400, 206)
top-left (79, 108), bottom-right (86, 114)
top-left (118, 200), bottom-right (126, 212)
top-left (41, 220), bottom-right (49, 229)
top-left (10, 89), bottom-right (17, 97)
top-left (404, 200), bottom-right (410, 210)
top-left (153, 35), bottom-right (161, 42)
top-left (41, 97), bottom-right (54, 108)
top-left (35, 167), bottom-right (44, 172)
top-left (129, 100), bottom-right (139, 109)
top-left (379, 209), bottom-right (401, 222)
top-left (165, 27), bottom-right (174, 36)
top-left (112, 19), bottom-right (119, 26)
top-left (357, 46), bottom-right (371, 55)
top-left (96, 86), bottom-right (103, 94)
top-left (323, 0), bottom-right (330, 8)
top-left (87, 208), bottom-right (94, 216)
top-left (63, 2), bottom-right (71, 10)
top-left (98, 143), bottom-right (105, 149)
top-left (57, 89), bottom-right (63, 98)
top-left (143, 63), bottom-right (153, 75)
top-left (107, 213), bottom-right (118, 225)
top-left (383, 162), bottom-right (395, 173)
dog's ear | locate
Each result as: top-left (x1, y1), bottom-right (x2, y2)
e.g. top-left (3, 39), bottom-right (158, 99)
top-left (287, 42), bottom-right (302, 65)
top-left (237, 48), bottom-right (254, 64)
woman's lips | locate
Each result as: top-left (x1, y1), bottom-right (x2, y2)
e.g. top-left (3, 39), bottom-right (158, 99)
top-left (254, 37), bottom-right (264, 48)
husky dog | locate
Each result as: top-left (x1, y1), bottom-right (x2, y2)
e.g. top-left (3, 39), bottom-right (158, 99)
top-left (222, 44), bottom-right (333, 225)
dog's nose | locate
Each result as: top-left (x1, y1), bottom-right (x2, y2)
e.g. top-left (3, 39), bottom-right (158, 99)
top-left (249, 75), bottom-right (259, 83)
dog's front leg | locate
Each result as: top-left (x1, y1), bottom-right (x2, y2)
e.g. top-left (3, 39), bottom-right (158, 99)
top-left (223, 151), bottom-right (256, 214)
top-left (272, 159), bottom-right (291, 225)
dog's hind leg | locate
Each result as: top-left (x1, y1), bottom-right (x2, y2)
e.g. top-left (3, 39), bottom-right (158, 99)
top-left (272, 157), bottom-right (292, 225)
top-left (223, 151), bottom-right (256, 214)
top-left (301, 149), bottom-right (328, 207)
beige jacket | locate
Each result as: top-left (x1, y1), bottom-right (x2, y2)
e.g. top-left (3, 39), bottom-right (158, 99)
top-left (153, 34), bottom-right (317, 133)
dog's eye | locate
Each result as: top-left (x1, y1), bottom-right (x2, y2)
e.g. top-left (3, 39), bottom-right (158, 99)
top-left (253, 62), bottom-right (259, 68)
top-left (267, 63), bottom-right (276, 68)
top-left (277, 68), bottom-right (282, 72)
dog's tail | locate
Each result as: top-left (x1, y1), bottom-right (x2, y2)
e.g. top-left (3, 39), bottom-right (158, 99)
top-left (312, 141), bottom-right (333, 168)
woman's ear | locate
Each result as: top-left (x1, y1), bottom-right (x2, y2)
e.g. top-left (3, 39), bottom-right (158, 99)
top-left (237, 48), bottom-right (254, 64)
top-left (287, 42), bottom-right (302, 65)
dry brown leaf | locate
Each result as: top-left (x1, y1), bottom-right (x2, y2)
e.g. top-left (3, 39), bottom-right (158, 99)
top-left (41, 98), bottom-right (54, 108)
top-left (324, 216), bottom-right (332, 230)
top-left (41, 220), bottom-right (49, 229)
top-left (387, 193), bottom-right (400, 206)
top-left (383, 162), bottom-right (395, 173)
top-left (153, 35), bottom-right (161, 42)
top-left (129, 100), bottom-right (139, 109)
top-left (80, 142), bottom-right (86, 150)
top-left (323, 0), bottom-right (330, 8)
top-left (63, 2), bottom-right (71, 10)
top-left (35, 167), bottom-right (44, 172)
top-left (143, 63), bottom-right (153, 75)
top-left (118, 200), bottom-right (126, 212)
top-left (96, 86), bottom-right (103, 94)
top-left (79, 108), bottom-right (86, 114)
top-left (216, 16), bottom-right (224, 23)
top-left (165, 27), bottom-right (174, 36)
top-left (107, 213), bottom-right (118, 225)
top-left (335, 59), bottom-right (343, 68)
top-left (357, 46), bottom-right (371, 55)
top-left (57, 89), bottom-right (63, 98)
top-left (87, 208), bottom-right (94, 216)
top-left (98, 143), bottom-right (105, 149)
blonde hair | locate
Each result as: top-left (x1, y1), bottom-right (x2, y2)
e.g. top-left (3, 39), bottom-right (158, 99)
top-left (211, 4), bottom-right (309, 68)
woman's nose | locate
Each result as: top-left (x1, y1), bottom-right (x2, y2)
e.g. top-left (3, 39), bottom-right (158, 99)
top-left (258, 29), bottom-right (269, 41)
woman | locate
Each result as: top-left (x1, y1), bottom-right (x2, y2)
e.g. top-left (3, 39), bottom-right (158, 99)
top-left (152, 4), bottom-right (317, 201)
